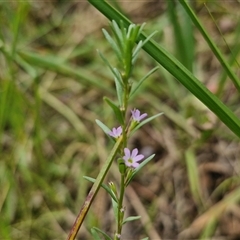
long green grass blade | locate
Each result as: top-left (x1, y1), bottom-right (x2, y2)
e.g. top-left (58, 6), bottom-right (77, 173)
top-left (11, 2), bottom-right (29, 57)
top-left (185, 148), bottom-right (203, 209)
top-left (178, 0), bottom-right (240, 93)
top-left (18, 50), bottom-right (113, 93)
top-left (216, 23), bottom-right (240, 96)
top-left (88, 0), bottom-right (240, 139)
top-left (167, 1), bottom-right (189, 69)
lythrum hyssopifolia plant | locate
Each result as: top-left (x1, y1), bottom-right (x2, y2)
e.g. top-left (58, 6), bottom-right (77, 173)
top-left (67, 21), bottom-right (162, 240)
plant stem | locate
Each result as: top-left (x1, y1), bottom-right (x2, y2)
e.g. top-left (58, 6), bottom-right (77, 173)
top-left (115, 75), bottom-right (131, 237)
top-left (117, 170), bottom-right (125, 235)
top-left (67, 136), bottom-right (123, 240)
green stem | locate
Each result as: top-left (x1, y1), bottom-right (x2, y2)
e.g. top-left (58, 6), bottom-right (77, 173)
top-left (117, 171), bottom-right (125, 235)
top-left (67, 136), bottom-right (123, 240)
top-left (116, 76), bottom-right (130, 238)
top-left (122, 82), bottom-right (129, 148)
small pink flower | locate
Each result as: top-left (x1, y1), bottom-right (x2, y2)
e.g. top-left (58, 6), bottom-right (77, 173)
top-left (123, 148), bottom-right (144, 168)
top-left (108, 126), bottom-right (122, 138)
top-left (131, 109), bottom-right (147, 122)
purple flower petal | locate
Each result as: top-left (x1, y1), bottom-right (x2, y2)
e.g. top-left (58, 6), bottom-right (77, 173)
top-left (131, 148), bottom-right (138, 158)
top-left (131, 109), bottom-right (147, 122)
top-left (123, 148), bottom-right (130, 159)
top-left (134, 154), bottom-right (144, 162)
top-left (108, 126), bottom-right (122, 138)
top-left (139, 113), bottom-right (147, 121)
top-left (132, 162), bottom-right (140, 168)
top-left (123, 147), bottom-right (145, 169)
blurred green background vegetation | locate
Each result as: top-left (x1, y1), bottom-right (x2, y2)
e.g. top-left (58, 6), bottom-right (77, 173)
top-left (0, 1), bottom-right (240, 239)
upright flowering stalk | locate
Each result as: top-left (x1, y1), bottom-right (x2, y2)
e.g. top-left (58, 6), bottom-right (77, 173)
top-left (68, 21), bottom-right (161, 240)
top-left (96, 20), bottom-right (158, 239)
top-left (114, 109), bottom-right (148, 239)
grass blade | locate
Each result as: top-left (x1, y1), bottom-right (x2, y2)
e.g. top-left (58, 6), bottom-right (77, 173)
top-left (18, 50), bottom-right (113, 93)
top-left (88, 0), bottom-right (240, 139)
top-left (167, 1), bottom-right (194, 71)
top-left (185, 148), bottom-right (203, 209)
top-left (178, 0), bottom-right (240, 93)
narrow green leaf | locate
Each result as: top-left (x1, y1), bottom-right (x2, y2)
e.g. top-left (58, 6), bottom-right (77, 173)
top-left (113, 68), bottom-right (123, 83)
top-left (181, 4), bottom-right (195, 72)
top-left (83, 176), bottom-right (118, 203)
top-left (11, 2), bottom-right (29, 57)
top-left (111, 20), bottom-right (124, 53)
top-left (199, 217), bottom-right (218, 239)
top-left (91, 227), bottom-right (112, 240)
top-left (111, 195), bottom-right (119, 224)
top-left (132, 30), bottom-right (158, 64)
top-left (18, 50), bottom-right (112, 93)
top-left (95, 119), bottom-right (115, 143)
top-left (98, 50), bottom-right (123, 83)
top-left (113, 68), bottom-right (124, 106)
top-left (130, 66), bottom-right (159, 98)
top-left (211, 176), bottom-right (240, 200)
top-left (115, 77), bottom-right (123, 106)
top-left (167, 0), bottom-right (192, 70)
top-left (137, 22), bottom-right (146, 39)
top-left (40, 87), bottom-right (91, 140)
top-left (216, 23), bottom-right (240, 96)
top-left (179, 0), bottom-right (240, 93)
top-left (185, 148), bottom-right (203, 208)
top-left (104, 97), bottom-right (124, 124)
top-left (120, 22), bottom-right (127, 46)
top-left (132, 40), bottom-right (143, 61)
top-left (130, 112), bottom-right (164, 136)
top-left (126, 23), bottom-right (135, 39)
top-left (123, 24), bottom-right (141, 77)
top-left (131, 24), bottom-right (141, 43)
top-left (125, 154), bottom-right (155, 186)
top-left (181, 187), bottom-right (240, 236)
top-left (102, 28), bottom-right (122, 63)
top-left (95, 119), bottom-right (111, 135)
top-left (122, 215), bottom-right (141, 225)
top-left (90, 228), bottom-right (101, 240)
top-left (15, 54), bottom-right (38, 79)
